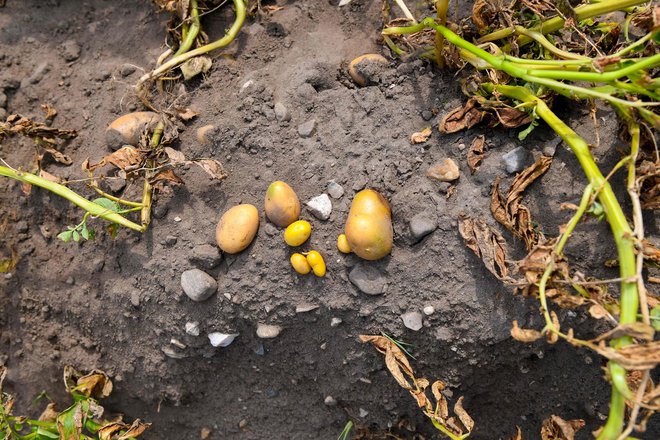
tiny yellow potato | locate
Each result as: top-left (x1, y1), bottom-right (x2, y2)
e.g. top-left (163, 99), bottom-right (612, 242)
top-left (265, 181), bottom-right (301, 227)
top-left (215, 204), bottom-right (259, 254)
top-left (290, 253), bottom-right (312, 275)
top-left (337, 234), bottom-right (351, 254)
top-left (306, 250), bottom-right (326, 277)
top-left (348, 54), bottom-right (389, 87)
top-left (284, 220), bottom-right (311, 247)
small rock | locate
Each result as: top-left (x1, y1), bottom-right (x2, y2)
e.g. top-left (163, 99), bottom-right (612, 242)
top-left (65, 276), bottom-right (74, 285)
top-left (130, 291), bottom-right (140, 307)
top-left (401, 311), bottom-right (423, 331)
top-left (60, 40), bottom-right (81, 61)
top-left (106, 177), bottom-right (126, 193)
top-left (359, 408), bottom-right (369, 418)
top-left (324, 395), bottom-right (337, 406)
top-left (256, 323), bottom-right (282, 339)
top-left (208, 332), bottom-right (238, 347)
top-left (421, 110), bottom-right (433, 121)
top-left (189, 244), bottom-right (222, 270)
top-left (274, 102), bottom-right (290, 122)
top-left (423, 305), bottom-right (435, 316)
top-left (306, 194), bottom-right (332, 220)
top-left (327, 180), bottom-right (344, 199)
top-left (349, 264), bottom-right (387, 295)
top-left (0, 92), bottom-right (6, 109)
top-left (502, 146), bottom-right (532, 174)
top-left (426, 158), bottom-right (460, 182)
top-left (330, 317), bottom-right (342, 327)
top-left (119, 64), bottom-right (136, 77)
top-left (15, 221), bottom-right (28, 233)
top-left (295, 303), bottom-right (319, 313)
top-left (240, 79), bottom-right (254, 93)
top-left (180, 269), bottom-right (217, 302)
top-left (298, 119), bottom-right (316, 138)
top-left (185, 321), bottom-right (200, 336)
top-left (162, 345), bottom-right (186, 359)
top-left (200, 427), bottom-right (212, 439)
top-left (174, 216), bottom-right (182, 222)
top-left (164, 235), bottom-right (177, 246)
top-left (543, 138), bottom-right (562, 157)
top-left (409, 213), bottom-right (437, 242)
top-left (153, 204), bottom-right (168, 219)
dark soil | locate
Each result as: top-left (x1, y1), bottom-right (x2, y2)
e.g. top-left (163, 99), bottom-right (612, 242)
top-left (0, 1), bottom-right (658, 439)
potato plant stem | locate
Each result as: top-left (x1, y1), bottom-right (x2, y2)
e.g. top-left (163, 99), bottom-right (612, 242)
top-left (434, 0), bottom-right (449, 67)
top-left (173, 0), bottom-right (200, 58)
top-left (0, 165), bottom-right (145, 232)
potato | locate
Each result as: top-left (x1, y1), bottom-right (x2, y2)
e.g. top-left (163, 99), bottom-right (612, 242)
top-left (215, 204), bottom-right (259, 254)
top-left (105, 112), bottom-right (162, 150)
top-left (196, 124), bottom-right (217, 145)
top-left (284, 220), bottom-right (311, 247)
top-left (348, 54), bottom-right (388, 87)
top-left (265, 181), bottom-right (300, 227)
top-left (306, 250), bottom-right (326, 277)
top-left (337, 234), bottom-right (351, 254)
top-left (344, 189), bottom-right (393, 260)
top-left (290, 253), bottom-right (312, 275)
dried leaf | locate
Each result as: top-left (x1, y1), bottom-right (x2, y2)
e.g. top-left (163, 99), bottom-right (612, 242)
top-left (164, 146), bottom-right (186, 164)
top-left (509, 427), bottom-right (523, 440)
top-left (117, 420), bottom-right (151, 440)
top-left (175, 107), bottom-right (199, 121)
top-left (458, 216), bottom-right (509, 280)
top-left (151, 168), bottom-right (184, 186)
top-left (410, 127), bottom-right (432, 144)
top-left (593, 322), bottom-right (655, 343)
top-left (467, 135), bottom-right (485, 174)
top-left (588, 304), bottom-right (609, 320)
top-left (0, 244), bottom-right (18, 273)
top-left (511, 321), bottom-right (543, 343)
top-left (547, 311), bottom-right (560, 344)
top-left (0, 114), bottom-right (77, 143)
top-left (38, 402), bottom-right (58, 422)
top-left (592, 340), bottom-right (660, 370)
top-left (454, 397), bottom-right (474, 432)
top-left (194, 159), bottom-right (227, 180)
top-left (39, 169), bottom-right (64, 184)
top-left (98, 422), bottom-right (125, 440)
top-left (439, 99), bottom-right (484, 133)
top-left (86, 146), bottom-right (144, 171)
top-left (41, 103), bottom-right (58, 121)
top-left (180, 56), bottom-right (212, 81)
top-left (472, 0), bottom-right (496, 30)
top-left (42, 145), bottom-right (72, 165)
top-left (540, 415), bottom-right (585, 440)
top-left (493, 106), bottom-right (532, 128)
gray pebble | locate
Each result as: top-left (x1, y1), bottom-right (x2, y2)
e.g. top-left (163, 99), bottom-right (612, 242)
top-left (189, 244), bottom-right (222, 269)
top-left (298, 119), bottom-right (316, 138)
top-left (324, 395), bottom-right (337, 406)
top-left (162, 345), bottom-right (187, 359)
top-left (423, 305), bottom-right (435, 316)
top-left (349, 263), bottom-right (387, 295)
top-left (421, 110), bottom-right (433, 121)
top-left (130, 291), bottom-right (140, 307)
top-left (502, 146), bottom-right (532, 174)
top-left (164, 235), bottom-right (177, 246)
top-left (306, 194), bottom-right (332, 221)
top-left (185, 321), bottom-right (200, 336)
top-left (409, 213), bottom-right (437, 242)
top-left (401, 311), bottom-right (423, 331)
top-left (60, 40), bottom-right (81, 61)
top-left (120, 64), bottom-right (136, 77)
top-left (274, 102), bottom-right (290, 122)
top-left (106, 177), bottom-right (126, 193)
top-left (543, 138), bottom-right (562, 157)
top-left (330, 317), bottom-right (342, 327)
top-left (180, 269), bottom-right (217, 302)
top-left (327, 180), bottom-right (344, 199)
top-left (15, 221), bottom-right (28, 233)
top-left (256, 323), bottom-right (282, 339)
top-left (152, 204), bottom-right (169, 219)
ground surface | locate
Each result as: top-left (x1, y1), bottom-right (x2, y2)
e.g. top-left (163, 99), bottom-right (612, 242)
top-left (0, 0), bottom-right (657, 439)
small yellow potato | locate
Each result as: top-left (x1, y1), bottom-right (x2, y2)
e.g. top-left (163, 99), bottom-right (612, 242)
top-left (215, 204), bottom-right (259, 254)
top-left (290, 253), bottom-right (312, 275)
top-left (344, 189), bottom-right (393, 260)
top-left (284, 220), bottom-right (312, 247)
top-left (337, 234), bottom-right (351, 254)
top-left (105, 112), bottom-right (162, 150)
top-left (265, 181), bottom-right (301, 227)
top-left (348, 54), bottom-right (388, 87)
top-left (196, 124), bottom-right (216, 144)
top-left (306, 250), bottom-right (326, 277)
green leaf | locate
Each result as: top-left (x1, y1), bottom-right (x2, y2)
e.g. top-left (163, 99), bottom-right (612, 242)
top-left (107, 223), bottom-right (119, 239)
top-left (80, 224), bottom-right (94, 241)
top-left (72, 230), bottom-right (80, 242)
top-left (56, 402), bottom-right (83, 440)
top-left (36, 427), bottom-right (60, 439)
top-left (13, 423), bottom-right (23, 431)
top-left (92, 198), bottom-right (120, 213)
top-left (518, 119), bottom-right (538, 140)
top-left (651, 306), bottom-right (660, 332)
top-left (57, 230), bottom-right (74, 243)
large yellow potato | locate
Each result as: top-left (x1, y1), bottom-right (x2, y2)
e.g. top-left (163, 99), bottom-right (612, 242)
top-left (105, 112), bottom-right (162, 150)
top-left (345, 189), bottom-right (393, 260)
top-left (216, 204), bottom-right (259, 254)
top-left (264, 181), bottom-right (300, 227)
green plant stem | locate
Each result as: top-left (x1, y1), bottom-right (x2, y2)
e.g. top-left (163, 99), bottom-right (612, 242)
top-left (0, 165), bottom-right (145, 232)
top-left (137, 0), bottom-right (246, 86)
top-left (141, 123), bottom-right (163, 228)
top-left (491, 85), bottom-right (638, 440)
top-left (173, 0), bottom-right (200, 58)
top-left (434, 0), bottom-right (449, 67)
top-left (514, 25), bottom-right (589, 60)
top-left (613, 30), bottom-right (657, 57)
top-left (90, 184), bottom-right (143, 207)
top-left (477, 0), bottom-right (648, 45)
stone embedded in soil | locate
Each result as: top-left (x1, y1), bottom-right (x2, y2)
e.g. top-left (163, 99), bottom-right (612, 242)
top-left (409, 213), bottom-right (437, 242)
top-left (423, 306), bottom-right (435, 316)
top-left (274, 102), bottom-right (290, 122)
top-left (359, 408), bottom-right (369, 418)
top-left (401, 311), bottom-right (423, 331)
top-left (60, 40), bottom-right (81, 61)
top-left (324, 395), bottom-right (337, 407)
top-left (120, 64), bottom-right (136, 77)
top-left (162, 345), bottom-right (187, 359)
top-left (295, 303), bottom-right (319, 313)
top-left (327, 180), bottom-right (344, 199)
top-left (330, 317), bottom-right (342, 327)
top-left (426, 158), bottom-right (460, 182)
top-left (542, 138), bottom-right (562, 157)
top-left (130, 291), bottom-right (140, 307)
top-left (106, 176), bottom-right (126, 193)
top-left (501, 146), bottom-right (532, 174)
top-left (208, 332), bottom-right (238, 347)
top-left (180, 269), bottom-right (217, 302)
top-left (189, 244), bottom-right (222, 270)
top-left (185, 321), bottom-right (201, 336)
top-left (305, 194), bottom-right (332, 220)
top-left (256, 324), bottom-right (282, 339)
top-left (298, 119), bottom-right (316, 138)
top-left (26, 62), bottom-right (50, 85)
top-left (196, 124), bottom-right (217, 144)
top-left (349, 264), bottom-right (387, 295)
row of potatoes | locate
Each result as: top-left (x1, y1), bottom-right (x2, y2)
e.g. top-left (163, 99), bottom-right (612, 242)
top-left (215, 181), bottom-right (393, 276)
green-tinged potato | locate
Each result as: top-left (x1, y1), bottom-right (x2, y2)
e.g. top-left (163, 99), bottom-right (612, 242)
top-left (216, 204), bottom-right (259, 254)
top-left (348, 54), bottom-right (388, 87)
top-left (344, 189), bottom-right (393, 260)
top-left (105, 112), bottom-right (162, 150)
top-left (265, 181), bottom-right (300, 227)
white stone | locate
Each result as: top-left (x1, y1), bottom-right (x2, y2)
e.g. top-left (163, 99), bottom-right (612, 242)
top-left (401, 311), bottom-right (423, 331)
top-left (330, 317), bottom-right (342, 327)
top-left (208, 332), bottom-right (238, 347)
top-left (185, 321), bottom-right (200, 336)
top-left (306, 194), bottom-right (332, 221)
top-left (423, 306), bottom-right (435, 316)
top-left (256, 324), bottom-right (282, 339)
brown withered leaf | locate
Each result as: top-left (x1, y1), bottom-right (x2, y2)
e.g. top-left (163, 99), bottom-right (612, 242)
top-left (593, 322), bottom-right (655, 343)
top-left (540, 415), bottom-right (585, 440)
top-left (491, 156), bottom-right (552, 249)
top-left (439, 99), bottom-right (484, 134)
top-left (85, 146), bottom-right (143, 172)
top-left (0, 244), bottom-right (18, 273)
top-left (642, 239), bottom-right (660, 266)
top-left (42, 145), bottom-right (72, 165)
top-left (638, 160), bottom-right (659, 210)
top-left (511, 321), bottom-right (543, 343)
top-left (41, 103), bottom-right (58, 121)
top-left (98, 422), bottom-right (125, 440)
top-left (453, 397), bottom-right (474, 432)
top-left (492, 106), bottom-right (532, 128)
top-left (467, 135), bottom-right (485, 174)
top-left (410, 127), bottom-right (432, 144)
top-left (164, 146), bottom-right (186, 165)
top-left (588, 303), bottom-right (609, 320)
top-left (39, 169), bottom-right (64, 184)
top-left (194, 159), bottom-right (227, 180)
top-left (0, 114), bottom-right (77, 143)
top-left (547, 311), bottom-right (560, 344)
top-left (118, 420), bottom-right (151, 440)
top-left (39, 402), bottom-right (58, 422)
top-left (509, 427), bottom-right (523, 440)
top-left (175, 107), bottom-right (199, 121)
top-left (545, 288), bottom-right (586, 309)
top-left (593, 340), bottom-right (660, 370)
top-left (63, 366), bottom-right (113, 399)
top-left (150, 169), bottom-right (184, 186)
top-left (458, 216), bottom-right (509, 280)
top-left (471, 0), bottom-right (496, 31)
